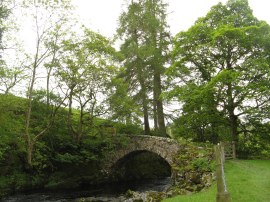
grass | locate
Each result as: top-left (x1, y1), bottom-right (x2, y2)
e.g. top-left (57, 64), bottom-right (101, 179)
top-left (163, 160), bottom-right (270, 202)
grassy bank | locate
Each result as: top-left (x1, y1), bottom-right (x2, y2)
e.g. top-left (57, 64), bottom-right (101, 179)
top-left (163, 160), bottom-right (270, 202)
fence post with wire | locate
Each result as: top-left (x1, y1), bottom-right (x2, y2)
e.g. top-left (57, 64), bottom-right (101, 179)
top-left (215, 143), bottom-right (232, 202)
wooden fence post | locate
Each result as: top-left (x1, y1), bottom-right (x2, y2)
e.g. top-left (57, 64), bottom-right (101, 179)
top-left (215, 144), bottom-right (232, 202)
top-left (220, 142), bottom-right (225, 163)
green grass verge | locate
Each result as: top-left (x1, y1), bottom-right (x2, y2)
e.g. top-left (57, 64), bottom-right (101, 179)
top-left (163, 160), bottom-right (270, 202)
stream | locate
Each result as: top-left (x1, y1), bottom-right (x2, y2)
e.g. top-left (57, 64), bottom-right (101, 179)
top-left (1, 177), bottom-right (172, 202)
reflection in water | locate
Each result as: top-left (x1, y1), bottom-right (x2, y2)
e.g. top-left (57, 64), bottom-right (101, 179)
top-left (1, 177), bottom-right (172, 202)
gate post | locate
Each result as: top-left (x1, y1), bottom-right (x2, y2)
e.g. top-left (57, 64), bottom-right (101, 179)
top-left (215, 144), bottom-right (232, 202)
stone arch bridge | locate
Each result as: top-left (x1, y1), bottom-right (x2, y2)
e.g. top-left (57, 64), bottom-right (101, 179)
top-left (103, 135), bottom-right (181, 175)
top-left (100, 135), bottom-right (214, 193)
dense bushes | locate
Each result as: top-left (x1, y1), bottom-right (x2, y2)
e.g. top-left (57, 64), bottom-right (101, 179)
top-left (0, 94), bottom-right (143, 196)
top-left (171, 119), bottom-right (270, 159)
top-left (237, 127), bottom-right (270, 159)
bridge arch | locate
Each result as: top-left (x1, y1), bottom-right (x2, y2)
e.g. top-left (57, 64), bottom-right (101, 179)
top-left (103, 135), bottom-right (180, 176)
top-left (111, 150), bottom-right (172, 180)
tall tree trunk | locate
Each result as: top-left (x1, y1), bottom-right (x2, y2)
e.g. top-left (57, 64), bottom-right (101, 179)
top-left (211, 123), bottom-right (219, 144)
top-left (143, 99), bottom-right (150, 135)
top-left (154, 71), bottom-right (166, 136)
top-left (229, 111), bottom-right (238, 142)
top-left (153, 94), bottom-right (158, 131)
top-left (46, 66), bottom-right (52, 107)
top-left (227, 83), bottom-right (238, 143)
top-left (209, 93), bottom-right (220, 144)
top-left (46, 52), bottom-right (56, 107)
top-left (27, 142), bottom-right (33, 166)
top-left (24, 38), bottom-right (40, 167)
top-left (140, 79), bottom-right (150, 135)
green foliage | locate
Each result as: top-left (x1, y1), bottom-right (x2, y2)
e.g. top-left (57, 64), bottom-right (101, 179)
top-left (115, 122), bottom-right (143, 135)
top-left (172, 142), bottom-right (214, 173)
top-left (108, 76), bottom-right (142, 124)
top-left (0, 171), bottom-right (46, 197)
top-left (0, 93), bottom-right (144, 196)
top-left (0, 94), bottom-right (25, 165)
top-left (0, 94), bottom-right (25, 132)
top-left (237, 123), bottom-right (270, 159)
top-left (169, 0), bottom-right (270, 145)
top-left (57, 27), bottom-right (118, 142)
top-left (31, 141), bottom-right (52, 171)
top-left (52, 136), bottom-right (111, 165)
top-left (6, 171), bottom-right (29, 191)
top-left (191, 158), bottom-right (215, 172)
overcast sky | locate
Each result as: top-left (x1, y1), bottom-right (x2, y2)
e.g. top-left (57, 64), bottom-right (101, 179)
top-left (73, 0), bottom-right (270, 38)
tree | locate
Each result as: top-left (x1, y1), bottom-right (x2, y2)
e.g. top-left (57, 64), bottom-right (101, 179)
top-left (0, 0), bottom-right (23, 95)
top-left (43, 22), bottom-right (71, 107)
top-left (117, 0), bottom-right (171, 136)
top-left (108, 72), bottom-right (142, 125)
top-left (0, 0), bottom-right (10, 50)
top-left (57, 28), bottom-right (118, 143)
top-left (142, 0), bottom-right (170, 136)
top-left (0, 57), bottom-right (28, 94)
top-left (21, 0), bottom-right (72, 167)
top-left (170, 0), bottom-right (270, 143)
top-left (117, 0), bottom-right (151, 135)
top-left (168, 83), bottom-right (227, 143)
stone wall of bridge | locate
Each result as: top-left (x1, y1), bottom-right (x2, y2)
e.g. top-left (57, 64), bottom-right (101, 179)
top-left (103, 135), bottom-right (181, 173)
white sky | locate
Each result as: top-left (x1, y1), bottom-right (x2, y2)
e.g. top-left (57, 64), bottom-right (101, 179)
top-left (73, 0), bottom-right (270, 38)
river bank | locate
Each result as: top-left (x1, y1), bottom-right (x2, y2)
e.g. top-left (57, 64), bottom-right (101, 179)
top-left (1, 177), bottom-right (172, 202)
